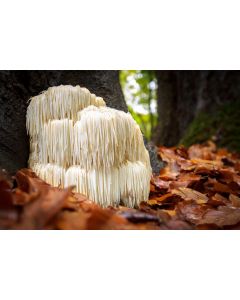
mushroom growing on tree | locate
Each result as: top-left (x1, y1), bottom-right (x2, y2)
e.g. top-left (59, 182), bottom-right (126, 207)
top-left (26, 85), bottom-right (152, 207)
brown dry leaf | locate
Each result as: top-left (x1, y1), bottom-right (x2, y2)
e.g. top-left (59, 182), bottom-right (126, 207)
top-left (213, 181), bottom-right (234, 194)
top-left (13, 188), bottom-right (36, 205)
top-left (169, 173), bottom-right (201, 189)
top-left (62, 193), bottom-right (90, 211)
top-left (151, 176), bottom-right (170, 190)
top-left (177, 160), bottom-right (196, 171)
top-left (148, 193), bottom-right (180, 206)
top-left (172, 187), bottom-right (208, 204)
top-left (209, 193), bottom-right (229, 207)
top-left (159, 147), bottom-right (177, 162)
top-left (15, 168), bottom-right (45, 193)
top-left (14, 169), bottom-right (72, 229)
top-left (163, 219), bottom-right (193, 230)
top-left (159, 161), bottom-right (180, 180)
top-left (162, 209), bottom-right (176, 217)
top-left (0, 177), bottom-right (15, 210)
top-left (1, 141), bottom-right (240, 230)
top-left (188, 141), bottom-right (217, 160)
top-left (191, 158), bottom-right (223, 169)
top-left (54, 200), bottom-right (159, 230)
top-left (218, 168), bottom-right (235, 183)
top-left (233, 174), bottom-right (240, 186)
top-left (18, 187), bottom-right (72, 229)
top-left (0, 173), bottom-right (18, 229)
top-left (175, 146), bottom-right (189, 158)
top-left (117, 209), bottom-right (161, 225)
top-left (81, 207), bottom-right (158, 230)
top-left (229, 194), bottom-right (240, 208)
top-left (53, 210), bottom-right (90, 230)
top-left (197, 206), bottom-right (240, 228)
top-left (235, 162), bottom-right (240, 172)
top-left (177, 201), bottom-right (209, 224)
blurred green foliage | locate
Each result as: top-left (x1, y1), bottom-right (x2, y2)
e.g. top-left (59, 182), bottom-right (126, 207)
top-left (120, 70), bottom-right (158, 141)
top-left (180, 100), bottom-right (240, 152)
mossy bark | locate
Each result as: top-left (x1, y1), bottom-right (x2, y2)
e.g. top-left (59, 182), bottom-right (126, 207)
top-left (180, 101), bottom-right (240, 152)
top-left (154, 71), bottom-right (240, 148)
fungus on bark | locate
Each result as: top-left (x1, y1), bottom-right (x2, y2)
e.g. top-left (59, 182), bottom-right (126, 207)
top-left (26, 85), bottom-right (151, 207)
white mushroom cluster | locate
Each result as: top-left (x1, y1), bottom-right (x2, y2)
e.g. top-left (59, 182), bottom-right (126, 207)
top-left (26, 85), bottom-right (152, 207)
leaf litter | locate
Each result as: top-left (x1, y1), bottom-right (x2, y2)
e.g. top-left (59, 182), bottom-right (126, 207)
top-left (0, 141), bottom-right (240, 229)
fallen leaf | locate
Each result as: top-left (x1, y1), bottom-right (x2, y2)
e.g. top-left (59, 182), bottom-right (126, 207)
top-left (172, 187), bottom-right (208, 204)
top-left (229, 194), bottom-right (240, 208)
top-left (118, 210), bottom-right (161, 224)
top-left (197, 206), bottom-right (240, 228)
top-left (18, 187), bottom-right (71, 229)
top-left (176, 201), bottom-right (209, 224)
top-left (1, 141), bottom-right (240, 230)
top-left (148, 193), bottom-right (181, 207)
top-left (208, 193), bottom-right (229, 207)
top-left (151, 176), bottom-right (170, 190)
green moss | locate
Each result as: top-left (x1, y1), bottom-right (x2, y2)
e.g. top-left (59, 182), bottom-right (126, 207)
top-left (180, 101), bottom-right (240, 152)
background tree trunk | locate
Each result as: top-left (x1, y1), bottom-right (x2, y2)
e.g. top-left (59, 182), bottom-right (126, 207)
top-left (0, 71), bottom-right (127, 173)
top-left (154, 70), bottom-right (240, 147)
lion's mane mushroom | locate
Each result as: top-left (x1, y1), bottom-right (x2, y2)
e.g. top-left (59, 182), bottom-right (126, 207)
top-left (26, 85), bottom-right (151, 207)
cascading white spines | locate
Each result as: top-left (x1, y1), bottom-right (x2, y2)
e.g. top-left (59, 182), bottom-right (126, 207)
top-left (27, 85), bottom-right (151, 208)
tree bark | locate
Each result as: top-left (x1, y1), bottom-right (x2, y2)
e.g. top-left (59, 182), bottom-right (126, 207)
top-left (0, 71), bottom-right (127, 173)
top-left (153, 71), bottom-right (240, 147)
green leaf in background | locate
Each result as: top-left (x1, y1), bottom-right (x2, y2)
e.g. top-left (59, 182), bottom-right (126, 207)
top-left (120, 70), bottom-right (158, 141)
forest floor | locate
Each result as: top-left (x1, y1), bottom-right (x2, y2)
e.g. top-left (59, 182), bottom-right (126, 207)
top-left (0, 141), bottom-right (240, 230)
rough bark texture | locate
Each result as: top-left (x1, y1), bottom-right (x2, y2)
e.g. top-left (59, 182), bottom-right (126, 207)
top-left (153, 71), bottom-right (240, 147)
top-left (0, 71), bottom-right (162, 174)
top-left (0, 71), bottom-right (127, 173)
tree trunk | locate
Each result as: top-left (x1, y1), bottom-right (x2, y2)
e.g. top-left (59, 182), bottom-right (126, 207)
top-left (153, 70), bottom-right (240, 147)
top-left (0, 71), bottom-right (127, 173)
